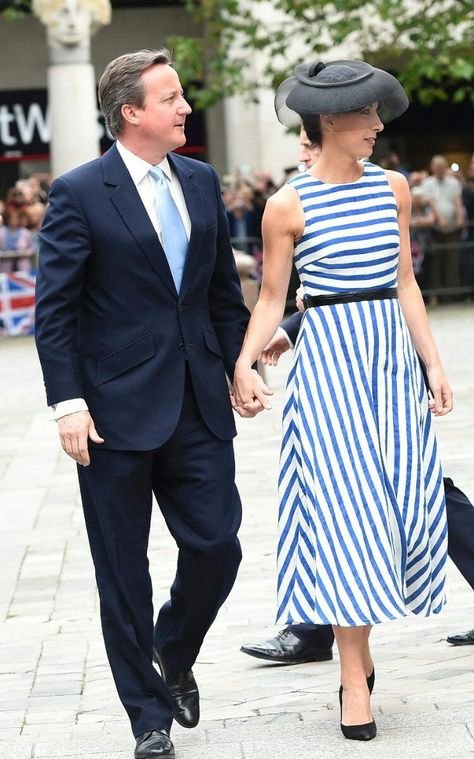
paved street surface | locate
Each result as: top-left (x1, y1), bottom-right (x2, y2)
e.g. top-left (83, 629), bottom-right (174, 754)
top-left (1, 304), bottom-right (474, 759)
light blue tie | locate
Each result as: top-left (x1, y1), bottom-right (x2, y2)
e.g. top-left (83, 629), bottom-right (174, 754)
top-left (149, 165), bottom-right (188, 292)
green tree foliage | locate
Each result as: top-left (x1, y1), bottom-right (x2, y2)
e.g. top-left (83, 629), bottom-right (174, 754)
top-left (0, 0), bottom-right (30, 20)
top-left (2, 0), bottom-right (473, 107)
top-left (167, 0), bottom-right (474, 108)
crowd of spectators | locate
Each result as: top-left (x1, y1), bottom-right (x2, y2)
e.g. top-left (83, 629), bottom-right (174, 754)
top-left (0, 175), bottom-right (50, 273)
top-left (223, 151), bottom-right (474, 302)
top-left (406, 154), bottom-right (474, 300)
top-left (1, 153), bottom-right (473, 301)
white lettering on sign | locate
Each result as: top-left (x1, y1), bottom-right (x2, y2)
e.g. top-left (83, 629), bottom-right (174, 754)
top-left (0, 106), bottom-right (16, 146)
top-left (13, 103), bottom-right (50, 144)
top-left (0, 96), bottom-right (111, 153)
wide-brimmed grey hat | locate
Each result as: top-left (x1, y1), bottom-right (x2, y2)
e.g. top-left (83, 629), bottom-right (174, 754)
top-left (275, 59), bottom-right (408, 127)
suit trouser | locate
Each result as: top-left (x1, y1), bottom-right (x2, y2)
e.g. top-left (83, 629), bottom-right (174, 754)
top-left (290, 477), bottom-right (474, 649)
top-left (78, 372), bottom-right (242, 736)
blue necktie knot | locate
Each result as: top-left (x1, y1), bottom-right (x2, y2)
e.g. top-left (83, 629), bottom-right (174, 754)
top-left (149, 165), bottom-right (167, 185)
top-left (149, 165), bottom-right (188, 292)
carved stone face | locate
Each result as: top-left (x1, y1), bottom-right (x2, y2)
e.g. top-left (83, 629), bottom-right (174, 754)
top-left (52, 0), bottom-right (91, 46)
top-left (33, 0), bottom-right (111, 47)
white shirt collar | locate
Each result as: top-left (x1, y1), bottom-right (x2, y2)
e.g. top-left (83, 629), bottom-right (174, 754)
top-left (116, 140), bottom-right (173, 185)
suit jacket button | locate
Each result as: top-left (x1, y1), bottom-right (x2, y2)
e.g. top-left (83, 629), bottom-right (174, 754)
top-left (178, 342), bottom-right (185, 350)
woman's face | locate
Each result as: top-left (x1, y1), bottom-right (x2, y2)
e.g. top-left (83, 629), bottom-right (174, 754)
top-left (6, 209), bottom-right (21, 229)
top-left (328, 104), bottom-right (384, 158)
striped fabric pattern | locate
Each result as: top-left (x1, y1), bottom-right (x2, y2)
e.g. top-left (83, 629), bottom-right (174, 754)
top-left (277, 163), bottom-right (447, 627)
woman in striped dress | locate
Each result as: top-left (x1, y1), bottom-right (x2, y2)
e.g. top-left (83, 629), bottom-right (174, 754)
top-left (233, 59), bottom-right (452, 741)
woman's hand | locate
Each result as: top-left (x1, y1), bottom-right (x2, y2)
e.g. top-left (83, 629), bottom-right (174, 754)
top-left (233, 365), bottom-right (274, 415)
top-left (426, 365), bottom-right (453, 416)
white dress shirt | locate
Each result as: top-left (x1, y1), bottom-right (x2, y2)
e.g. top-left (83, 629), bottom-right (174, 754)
top-left (52, 140), bottom-right (191, 421)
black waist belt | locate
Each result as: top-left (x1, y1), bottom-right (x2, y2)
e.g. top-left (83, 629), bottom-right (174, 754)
top-left (303, 287), bottom-right (398, 309)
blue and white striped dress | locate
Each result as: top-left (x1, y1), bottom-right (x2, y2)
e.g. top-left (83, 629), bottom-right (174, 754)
top-left (277, 162), bottom-right (447, 627)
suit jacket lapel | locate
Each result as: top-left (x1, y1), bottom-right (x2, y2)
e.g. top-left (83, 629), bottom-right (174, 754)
top-left (101, 144), bottom-right (177, 296)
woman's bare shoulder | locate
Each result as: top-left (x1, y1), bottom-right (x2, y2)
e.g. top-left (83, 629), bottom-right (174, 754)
top-left (263, 183), bottom-right (304, 236)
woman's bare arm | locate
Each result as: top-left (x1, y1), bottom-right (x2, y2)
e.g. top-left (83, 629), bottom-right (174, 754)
top-left (386, 170), bottom-right (453, 415)
top-left (233, 185), bottom-right (303, 411)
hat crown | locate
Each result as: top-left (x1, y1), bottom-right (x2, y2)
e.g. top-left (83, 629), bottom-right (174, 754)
top-left (318, 65), bottom-right (362, 83)
top-left (295, 60), bottom-right (374, 89)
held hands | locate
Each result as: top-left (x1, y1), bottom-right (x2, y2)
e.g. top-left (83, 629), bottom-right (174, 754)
top-left (426, 366), bottom-right (453, 416)
top-left (232, 366), bottom-right (273, 417)
top-left (57, 410), bottom-right (104, 466)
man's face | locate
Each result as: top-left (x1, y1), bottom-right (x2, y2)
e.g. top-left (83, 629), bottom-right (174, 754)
top-left (431, 157), bottom-right (447, 178)
top-left (133, 64), bottom-right (192, 154)
top-left (299, 128), bottom-right (320, 168)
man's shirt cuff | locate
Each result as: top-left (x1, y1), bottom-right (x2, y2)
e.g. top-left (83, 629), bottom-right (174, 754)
top-left (51, 398), bottom-right (88, 421)
top-left (279, 326), bottom-right (294, 350)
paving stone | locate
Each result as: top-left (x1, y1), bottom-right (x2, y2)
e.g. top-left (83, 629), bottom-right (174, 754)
top-left (0, 740), bottom-right (33, 758)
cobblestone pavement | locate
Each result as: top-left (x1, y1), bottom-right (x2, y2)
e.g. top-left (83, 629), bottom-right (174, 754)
top-left (1, 304), bottom-right (474, 759)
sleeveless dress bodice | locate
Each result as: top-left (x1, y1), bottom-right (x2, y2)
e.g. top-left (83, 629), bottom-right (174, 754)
top-left (289, 162), bottom-right (399, 294)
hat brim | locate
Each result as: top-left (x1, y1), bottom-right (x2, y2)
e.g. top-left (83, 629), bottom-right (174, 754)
top-left (275, 61), bottom-right (408, 127)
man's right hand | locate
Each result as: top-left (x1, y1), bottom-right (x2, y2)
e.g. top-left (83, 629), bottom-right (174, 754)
top-left (57, 410), bottom-right (104, 466)
top-left (259, 327), bottom-right (291, 366)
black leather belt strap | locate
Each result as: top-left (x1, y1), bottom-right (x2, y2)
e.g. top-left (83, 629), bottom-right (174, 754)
top-left (303, 287), bottom-right (398, 309)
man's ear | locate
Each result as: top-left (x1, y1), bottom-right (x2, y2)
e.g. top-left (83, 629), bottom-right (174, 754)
top-left (121, 104), bottom-right (139, 127)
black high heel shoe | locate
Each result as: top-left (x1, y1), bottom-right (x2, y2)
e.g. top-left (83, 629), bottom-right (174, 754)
top-left (339, 684), bottom-right (377, 741)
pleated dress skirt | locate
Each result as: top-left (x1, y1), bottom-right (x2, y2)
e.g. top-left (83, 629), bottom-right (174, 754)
top-left (277, 297), bottom-right (447, 626)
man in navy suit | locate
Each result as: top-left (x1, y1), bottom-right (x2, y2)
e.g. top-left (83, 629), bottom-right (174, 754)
top-left (35, 49), bottom-right (257, 759)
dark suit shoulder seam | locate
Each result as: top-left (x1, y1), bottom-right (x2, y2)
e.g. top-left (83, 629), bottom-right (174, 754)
top-left (57, 176), bottom-right (92, 239)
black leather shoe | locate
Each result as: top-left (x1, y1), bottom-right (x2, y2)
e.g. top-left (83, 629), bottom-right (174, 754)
top-left (240, 628), bottom-right (333, 664)
top-left (339, 685), bottom-right (376, 741)
top-left (153, 649), bottom-right (200, 728)
top-left (447, 629), bottom-right (474, 646)
top-left (135, 730), bottom-right (174, 758)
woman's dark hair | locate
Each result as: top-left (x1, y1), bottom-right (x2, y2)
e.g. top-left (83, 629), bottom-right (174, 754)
top-left (301, 114), bottom-right (323, 148)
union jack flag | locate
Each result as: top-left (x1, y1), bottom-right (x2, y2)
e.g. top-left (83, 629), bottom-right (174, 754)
top-left (0, 271), bottom-right (36, 337)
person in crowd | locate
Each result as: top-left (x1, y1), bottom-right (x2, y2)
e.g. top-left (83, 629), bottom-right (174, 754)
top-left (460, 154), bottom-right (474, 294)
top-left (35, 48), bottom-right (254, 759)
top-left (0, 206), bottom-right (34, 273)
top-left (22, 196), bottom-right (46, 258)
top-left (5, 186), bottom-right (29, 215)
top-left (380, 149), bottom-right (410, 177)
top-left (26, 174), bottom-right (49, 204)
top-left (421, 155), bottom-right (466, 299)
top-left (225, 185), bottom-right (259, 254)
top-left (409, 170), bottom-right (429, 188)
top-left (232, 58), bottom-right (452, 742)
top-left (224, 173), bottom-right (264, 256)
top-left (409, 186), bottom-right (436, 285)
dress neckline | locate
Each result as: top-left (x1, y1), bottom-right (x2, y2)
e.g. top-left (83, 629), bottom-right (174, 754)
top-left (303, 162), bottom-right (368, 187)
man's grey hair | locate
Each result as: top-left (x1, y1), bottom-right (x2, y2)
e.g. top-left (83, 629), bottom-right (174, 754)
top-left (99, 49), bottom-right (172, 138)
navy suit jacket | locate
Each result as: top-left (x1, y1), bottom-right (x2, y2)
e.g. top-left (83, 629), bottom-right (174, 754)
top-left (35, 144), bottom-right (250, 450)
top-left (282, 310), bottom-right (303, 345)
